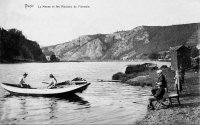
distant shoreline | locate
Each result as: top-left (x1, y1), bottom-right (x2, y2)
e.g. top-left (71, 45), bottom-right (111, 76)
top-left (0, 59), bottom-right (171, 64)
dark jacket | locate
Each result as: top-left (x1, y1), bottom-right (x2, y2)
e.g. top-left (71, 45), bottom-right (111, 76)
top-left (154, 87), bottom-right (165, 100)
top-left (157, 74), bottom-right (167, 88)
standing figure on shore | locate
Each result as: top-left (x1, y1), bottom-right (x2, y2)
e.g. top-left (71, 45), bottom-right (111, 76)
top-left (19, 73), bottom-right (31, 88)
top-left (179, 65), bottom-right (185, 85)
top-left (175, 70), bottom-right (182, 93)
top-left (148, 69), bottom-right (167, 110)
top-left (47, 74), bottom-right (57, 89)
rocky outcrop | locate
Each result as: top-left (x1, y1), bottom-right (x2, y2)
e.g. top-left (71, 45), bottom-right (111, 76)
top-left (42, 23), bottom-right (200, 61)
top-left (125, 63), bottom-right (158, 74)
top-left (112, 63), bottom-right (158, 82)
top-left (0, 28), bottom-right (46, 63)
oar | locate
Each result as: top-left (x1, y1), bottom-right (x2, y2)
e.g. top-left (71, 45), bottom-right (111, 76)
top-left (96, 79), bottom-right (121, 82)
top-left (42, 82), bottom-right (49, 84)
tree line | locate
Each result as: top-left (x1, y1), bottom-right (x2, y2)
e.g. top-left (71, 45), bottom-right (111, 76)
top-left (0, 27), bottom-right (46, 63)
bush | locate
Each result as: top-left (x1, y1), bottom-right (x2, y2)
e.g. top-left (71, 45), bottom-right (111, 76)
top-left (191, 47), bottom-right (199, 58)
top-left (125, 64), bottom-right (145, 74)
top-left (149, 52), bottom-right (159, 60)
top-left (50, 54), bottom-right (60, 62)
top-left (160, 65), bottom-right (168, 69)
top-left (112, 72), bottom-right (126, 80)
top-left (150, 66), bottom-right (158, 71)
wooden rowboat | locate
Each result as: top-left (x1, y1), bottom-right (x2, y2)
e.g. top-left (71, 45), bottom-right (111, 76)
top-left (0, 82), bottom-right (90, 96)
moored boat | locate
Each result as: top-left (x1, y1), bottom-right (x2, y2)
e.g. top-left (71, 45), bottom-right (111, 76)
top-left (0, 82), bottom-right (90, 96)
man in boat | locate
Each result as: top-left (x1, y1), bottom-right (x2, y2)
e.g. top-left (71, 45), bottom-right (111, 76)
top-left (19, 73), bottom-right (31, 88)
top-left (148, 69), bottom-right (167, 110)
top-left (47, 74), bottom-right (57, 89)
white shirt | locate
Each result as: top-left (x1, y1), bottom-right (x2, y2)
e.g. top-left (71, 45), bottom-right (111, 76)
top-left (19, 77), bottom-right (26, 85)
top-left (50, 78), bottom-right (57, 86)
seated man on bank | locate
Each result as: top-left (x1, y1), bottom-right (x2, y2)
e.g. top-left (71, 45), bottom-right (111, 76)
top-left (148, 82), bottom-right (165, 110)
top-left (148, 69), bottom-right (167, 110)
top-left (151, 69), bottom-right (167, 95)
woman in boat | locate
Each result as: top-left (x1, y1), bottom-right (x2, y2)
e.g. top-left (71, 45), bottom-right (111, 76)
top-left (19, 73), bottom-right (31, 88)
top-left (47, 74), bottom-right (57, 89)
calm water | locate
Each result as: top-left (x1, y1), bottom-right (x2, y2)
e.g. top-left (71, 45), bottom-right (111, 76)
top-left (0, 61), bottom-right (170, 124)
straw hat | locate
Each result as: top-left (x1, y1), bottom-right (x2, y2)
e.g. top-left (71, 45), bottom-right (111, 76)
top-left (156, 69), bottom-right (162, 74)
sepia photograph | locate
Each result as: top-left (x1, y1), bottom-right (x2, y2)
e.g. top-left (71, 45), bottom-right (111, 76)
top-left (0, 0), bottom-right (200, 124)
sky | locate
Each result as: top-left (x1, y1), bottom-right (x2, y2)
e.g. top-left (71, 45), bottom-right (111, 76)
top-left (0, 0), bottom-right (200, 46)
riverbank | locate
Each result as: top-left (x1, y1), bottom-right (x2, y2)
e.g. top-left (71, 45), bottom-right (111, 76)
top-left (135, 71), bottom-right (200, 125)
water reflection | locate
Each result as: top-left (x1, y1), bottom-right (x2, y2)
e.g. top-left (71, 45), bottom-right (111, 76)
top-left (20, 97), bottom-right (28, 120)
top-left (58, 94), bottom-right (90, 106)
top-left (0, 94), bottom-right (90, 124)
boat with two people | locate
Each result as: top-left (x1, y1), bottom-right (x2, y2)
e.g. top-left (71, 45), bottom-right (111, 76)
top-left (0, 77), bottom-right (90, 97)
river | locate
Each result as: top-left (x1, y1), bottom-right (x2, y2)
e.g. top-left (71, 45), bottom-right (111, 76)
top-left (0, 61), bottom-right (170, 124)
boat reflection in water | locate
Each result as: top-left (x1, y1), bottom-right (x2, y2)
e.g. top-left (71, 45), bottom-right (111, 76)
top-left (0, 94), bottom-right (90, 124)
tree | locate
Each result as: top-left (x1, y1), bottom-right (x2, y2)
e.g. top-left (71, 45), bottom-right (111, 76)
top-left (149, 52), bottom-right (159, 60)
top-left (0, 28), bottom-right (46, 62)
top-left (50, 54), bottom-right (60, 62)
top-left (8, 29), bottom-right (25, 39)
top-left (50, 54), bottom-right (57, 62)
top-left (191, 47), bottom-right (199, 58)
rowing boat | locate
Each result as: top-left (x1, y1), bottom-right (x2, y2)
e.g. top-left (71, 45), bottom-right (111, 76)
top-left (0, 82), bottom-right (90, 96)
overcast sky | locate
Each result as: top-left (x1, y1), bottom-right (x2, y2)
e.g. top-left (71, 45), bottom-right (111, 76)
top-left (0, 0), bottom-right (200, 46)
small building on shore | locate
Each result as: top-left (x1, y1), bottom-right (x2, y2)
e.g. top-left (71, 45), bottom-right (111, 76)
top-left (170, 45), bottom-right (191, 71)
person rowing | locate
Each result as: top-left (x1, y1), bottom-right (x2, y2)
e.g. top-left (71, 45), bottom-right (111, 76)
top-left (42, 74), bottom-right (57, 89)
top-left (19, 72), bottom-right (31, 88)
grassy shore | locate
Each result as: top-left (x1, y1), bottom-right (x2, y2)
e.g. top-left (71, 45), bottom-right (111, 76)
top-left (135, 71), bottom-right (200, 125)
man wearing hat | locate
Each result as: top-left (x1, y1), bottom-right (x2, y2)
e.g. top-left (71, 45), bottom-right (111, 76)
top-left (19, 73), bottom-right (31, 88)
top-left (148, 69), bottom-right (167, 110)
top-left (151, 69), bottom-right (167, 95)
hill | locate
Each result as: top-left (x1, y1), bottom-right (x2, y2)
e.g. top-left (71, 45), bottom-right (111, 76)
top-left (0, 28), bottom-right (47, 63)
top-left (42, 23), bottom-right (200, 61)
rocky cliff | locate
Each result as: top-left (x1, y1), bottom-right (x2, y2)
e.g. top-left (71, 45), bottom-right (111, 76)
top-left (0, 28), bottom-right (47, 63)
top-left (42, 23), bottom-right (200, 61)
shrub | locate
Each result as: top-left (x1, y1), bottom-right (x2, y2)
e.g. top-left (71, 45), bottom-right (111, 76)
top-left (191, 47), bottom-right (199, 58)
top-left (160, 65), bottom-right (168, 69)
top-left (112, 72), bottom-right (126, 80)
top-left (148, 52), bottom-right (160, 60)
top-left (50, 54), bottom-right (60, 62)
top-left (125, 64), bottom-right (145, 74)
